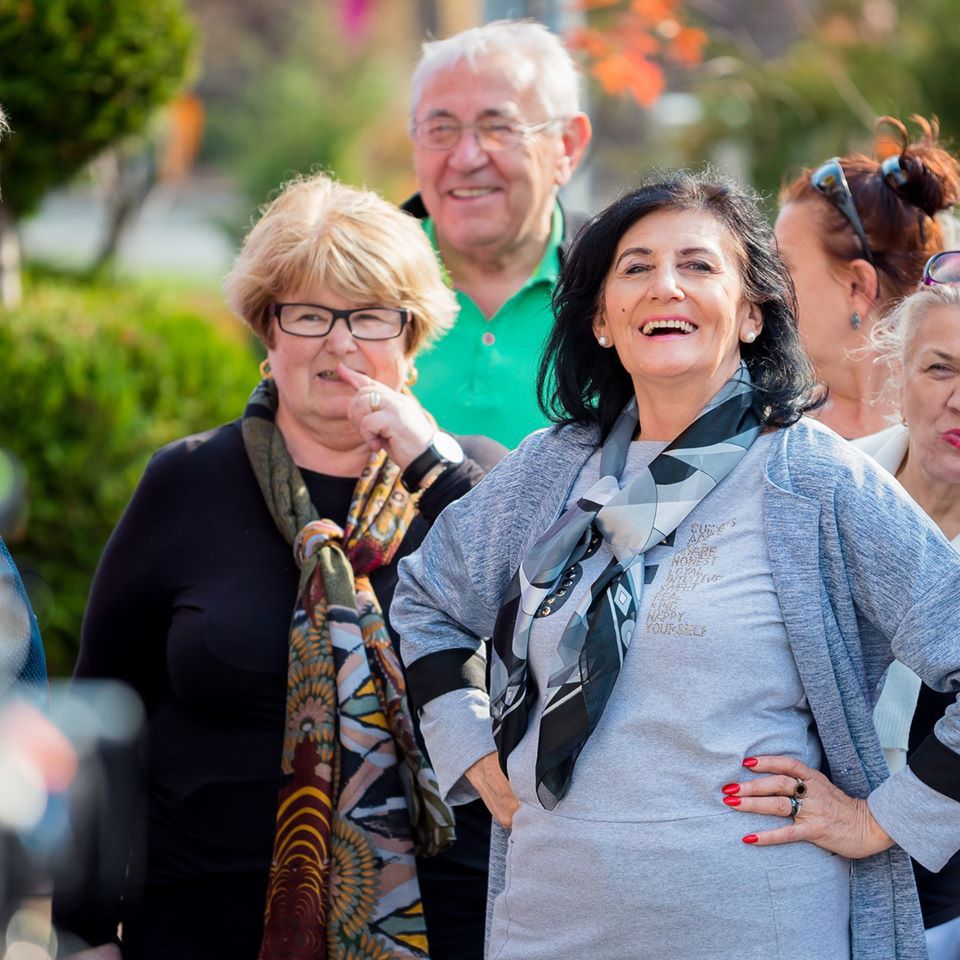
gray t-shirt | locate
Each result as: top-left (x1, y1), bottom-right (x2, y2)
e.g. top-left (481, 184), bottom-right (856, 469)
top-left (488, 435), bottom-right (851, 960)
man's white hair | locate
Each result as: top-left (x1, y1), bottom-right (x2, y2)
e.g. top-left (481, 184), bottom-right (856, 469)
top-left (0, 105), bottom-right (8, 139)
top-left (410, 19), bottom-right (581, 122)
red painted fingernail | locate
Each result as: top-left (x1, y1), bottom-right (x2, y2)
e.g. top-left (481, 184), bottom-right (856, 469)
top-left (742, 757), bottom-right (758, 768)
top-left (742, 834), bottom-right (758, 844)
top-left (723, 796), bottom-right (741, 806)
top-left (722, 783), bottom-right (740, 795)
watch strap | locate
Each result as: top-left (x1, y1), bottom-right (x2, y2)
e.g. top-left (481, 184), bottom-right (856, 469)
top-left (402, 445), bottom-right (444, 493)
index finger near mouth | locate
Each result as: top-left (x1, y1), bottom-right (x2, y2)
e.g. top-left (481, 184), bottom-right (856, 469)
top-left (336, 363), bottom-right (375, 390)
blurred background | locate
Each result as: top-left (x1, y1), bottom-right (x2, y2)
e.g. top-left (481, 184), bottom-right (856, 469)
top-left (0, 0), bottom-right (957, 676)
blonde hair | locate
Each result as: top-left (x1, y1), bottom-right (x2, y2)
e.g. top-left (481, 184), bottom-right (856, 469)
top-left (224, 172), bottom-right (457, 353)
top-left (871, 282), bottom-right (960, 397)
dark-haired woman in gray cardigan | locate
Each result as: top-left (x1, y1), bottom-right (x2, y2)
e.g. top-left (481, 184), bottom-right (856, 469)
top-left (393, 172), bottom-right (960, 960)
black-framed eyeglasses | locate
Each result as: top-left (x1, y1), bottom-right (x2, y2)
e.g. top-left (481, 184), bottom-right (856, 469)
top-left (411, 116), bottom-right (561, 152)
top-left (922, 250), bottom-right (960, 287)
top-left (273, 303), bottom-right (408, 340)
top-left (811, 157), bottom-right (876, 268)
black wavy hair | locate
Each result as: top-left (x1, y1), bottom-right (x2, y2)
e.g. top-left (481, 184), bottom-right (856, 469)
top-left (538, 169), bottom-right (824, 438)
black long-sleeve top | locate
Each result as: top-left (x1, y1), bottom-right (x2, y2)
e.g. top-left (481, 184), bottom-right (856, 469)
top-left (55, 419), bottom-right (504, 953)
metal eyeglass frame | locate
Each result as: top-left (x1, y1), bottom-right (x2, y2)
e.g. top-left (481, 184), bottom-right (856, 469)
top-left (410, 117), bottom-right (561, 151)
top-left (810, 156), bottom-right (883, 300)
top-left (810, 157), bottom-right (877, 268)
top-left (272, 303), bottom-right (409, 340)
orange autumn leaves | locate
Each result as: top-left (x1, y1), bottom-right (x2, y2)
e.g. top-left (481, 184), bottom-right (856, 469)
top-left (569, 0), bottom-right (708, 107)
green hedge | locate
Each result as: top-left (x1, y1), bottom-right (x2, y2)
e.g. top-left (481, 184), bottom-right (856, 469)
top-left (0, 275), bottom-right (258, 674)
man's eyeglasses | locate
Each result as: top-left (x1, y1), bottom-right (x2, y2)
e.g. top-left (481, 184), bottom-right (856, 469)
top-left (810, 157), bottom-right (876, 268)
top-left (411, 116), bottom-right (561, 152)
top-left (273, 303), bottom-right (408, 340)
top-left (922, 250), bottom-right (960, 286)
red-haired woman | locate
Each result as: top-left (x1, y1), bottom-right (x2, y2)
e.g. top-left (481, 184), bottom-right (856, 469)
top-left (775, 116), bottom-right (960, 438)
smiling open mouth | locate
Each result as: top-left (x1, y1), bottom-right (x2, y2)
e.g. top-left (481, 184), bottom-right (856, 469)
top-left (317, 370), bottom-right (340, 381)
top-left (641, 319), bottom-right (697, 336)
top-left (449, 187), bottom-right (498, 198)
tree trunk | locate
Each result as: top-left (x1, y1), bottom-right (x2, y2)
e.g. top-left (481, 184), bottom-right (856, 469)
top-left (0, 204), bottom-right (21, 309)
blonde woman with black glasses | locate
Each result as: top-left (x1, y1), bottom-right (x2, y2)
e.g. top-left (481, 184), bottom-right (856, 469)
top-left (53, 173), bottom-right (504, 960)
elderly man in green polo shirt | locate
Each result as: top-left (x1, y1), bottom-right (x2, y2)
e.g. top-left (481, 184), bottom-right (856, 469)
top-left (403, 19), bottom-right (592, 448)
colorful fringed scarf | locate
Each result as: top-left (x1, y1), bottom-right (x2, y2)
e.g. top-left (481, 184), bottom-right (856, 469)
top-left (242, 379), bottom-right (455, 960)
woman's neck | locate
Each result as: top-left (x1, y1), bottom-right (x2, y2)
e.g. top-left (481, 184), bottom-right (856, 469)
top-left (632, 369), bottom-right (732, 441)
top-left (897, 451), bottom-right (960, 542)
top-left (636, 385), bottom-right (719, 441)
top-left (812, 347), bottom-right (897, 439)
top-left (276, 405), bottom-right (368, 477)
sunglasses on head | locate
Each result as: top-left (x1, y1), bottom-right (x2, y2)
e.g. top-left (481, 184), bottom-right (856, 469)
top-left (810, 157), bottom-right (876, 268)
top-left (922, 250), bottom-right (960, 286)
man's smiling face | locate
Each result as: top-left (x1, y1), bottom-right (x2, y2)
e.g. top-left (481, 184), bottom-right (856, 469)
top-left (412, 56), bottom-right (570, 262)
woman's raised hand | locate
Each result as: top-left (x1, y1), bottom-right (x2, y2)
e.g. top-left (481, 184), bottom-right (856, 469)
top-left (338, 363), bottom-right (435, 471)
top-left (466, 752), bottom-right (519, 830)
top-left (722, 754), bottom-right (895, 859)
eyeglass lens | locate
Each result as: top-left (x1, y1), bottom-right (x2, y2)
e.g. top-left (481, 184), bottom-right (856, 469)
top-left (277, 305), bottom-right (405, 339)
top-left (924, 251), bottom-right (960, 286)
top-left (414, 118), bottom-right (543, 151)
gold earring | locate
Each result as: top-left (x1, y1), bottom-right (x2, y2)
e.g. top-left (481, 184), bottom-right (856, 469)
top-left (259, 358), bottom-right (272, 379)
top-left (405, 367), bottom-right (419, 387)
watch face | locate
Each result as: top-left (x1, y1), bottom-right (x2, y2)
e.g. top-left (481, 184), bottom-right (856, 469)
top-left (433, 432), bottom-right (464, 464)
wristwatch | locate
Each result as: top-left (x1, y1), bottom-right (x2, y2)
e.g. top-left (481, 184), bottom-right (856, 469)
top-left (401, 432), bottom-right (464, 493)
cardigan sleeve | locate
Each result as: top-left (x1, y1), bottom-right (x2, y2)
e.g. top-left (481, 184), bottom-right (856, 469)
top-left (827, 445), bottom-right (960, 871)
top-left (393, 429), bottom-right (573, 801)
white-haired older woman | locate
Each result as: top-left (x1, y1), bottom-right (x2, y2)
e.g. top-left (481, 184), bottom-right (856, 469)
top-left (53, 173), bottom-right (504, 960)
top-left (856, 264), bottom-right (960, 960)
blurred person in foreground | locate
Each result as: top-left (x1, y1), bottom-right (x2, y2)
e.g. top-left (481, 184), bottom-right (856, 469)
top-left (402, 19), bottom-right (592, 447)
top-left (53, 173), bottom-right (505, 959)
top-left (855, 263), bottom-right (960, 959)
top-left (775, 116), bottom-right (960, 438)
top-left (0, 103), bottom-right (45, 707)
top-left (394, 171), bottom-right (960, 959)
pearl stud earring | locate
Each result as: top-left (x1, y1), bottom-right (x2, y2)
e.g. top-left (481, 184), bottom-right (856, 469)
top-left (598, 335), bottom-right (608, 346)
top-left (744, 331), bottom-right (756, 343)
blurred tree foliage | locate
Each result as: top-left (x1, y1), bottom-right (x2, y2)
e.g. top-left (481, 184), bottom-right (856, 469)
top-left (0, 274), bottom-right (257, 674)
top-left (207, 4), bottom-right (411, 225)
top-left (0, 0), bottom-right (197, 220)
top-left (677, 0), bottom-right (960, 198)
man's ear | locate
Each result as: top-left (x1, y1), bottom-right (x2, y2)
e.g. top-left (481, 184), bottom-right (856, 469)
top-left (554, 113), bottom-right (592, 187)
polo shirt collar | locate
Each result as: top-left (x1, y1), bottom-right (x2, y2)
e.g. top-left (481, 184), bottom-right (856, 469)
top-left (423, 203), bottom-right (564, 293)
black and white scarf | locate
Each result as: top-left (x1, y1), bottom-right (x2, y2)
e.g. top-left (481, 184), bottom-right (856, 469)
top-left (489, 364), bottom-right (762, 809)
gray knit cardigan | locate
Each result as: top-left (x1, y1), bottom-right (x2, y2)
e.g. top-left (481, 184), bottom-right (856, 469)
top-left (393, 416), bottom-right (960, 960)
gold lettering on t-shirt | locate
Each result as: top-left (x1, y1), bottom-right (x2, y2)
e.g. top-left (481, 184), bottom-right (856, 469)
top-left (644, 519), bottom-right (736, 637)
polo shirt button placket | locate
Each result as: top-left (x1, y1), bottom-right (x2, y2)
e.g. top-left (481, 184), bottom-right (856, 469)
top-left (482, 331), bottom-right (496, 347)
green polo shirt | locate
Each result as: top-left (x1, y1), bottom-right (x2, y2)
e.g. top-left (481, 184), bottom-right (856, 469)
top-left (413, 207), bottom-right (563, 449)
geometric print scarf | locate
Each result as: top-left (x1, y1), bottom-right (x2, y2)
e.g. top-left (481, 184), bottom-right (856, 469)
top-left (489, 364), bottom-right (761, 810)
top-left (242, 378), bottom-right (455, 960)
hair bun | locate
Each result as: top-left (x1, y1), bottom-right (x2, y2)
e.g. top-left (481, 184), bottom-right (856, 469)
top-left (877, 115), bottom-right (960, 219)
top-left (896, 151), bottom-right (959, 217)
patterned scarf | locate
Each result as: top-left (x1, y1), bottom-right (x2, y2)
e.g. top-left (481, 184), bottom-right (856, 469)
top-left (489, 364), bottom-right (761, 810)
top-left (242, 379), bottom-right (455, 960)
